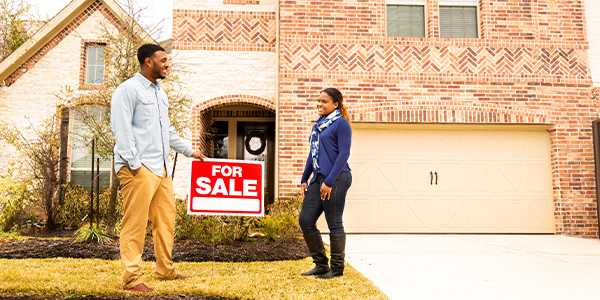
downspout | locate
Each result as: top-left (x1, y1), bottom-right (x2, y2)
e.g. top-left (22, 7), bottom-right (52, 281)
top-left (274, 0), bottom-right (280, 200)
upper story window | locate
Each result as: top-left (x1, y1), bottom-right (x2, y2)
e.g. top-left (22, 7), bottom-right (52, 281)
top-left (439, 0), bottom-right (478, 38)
top-left (86, 44), bottom-right (105, 85)
top-left (386, 0), bottom-right (426, 37)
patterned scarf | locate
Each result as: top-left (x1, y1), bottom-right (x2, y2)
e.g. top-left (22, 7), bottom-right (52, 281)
top-left (310, 109), bottom-right (341, 172)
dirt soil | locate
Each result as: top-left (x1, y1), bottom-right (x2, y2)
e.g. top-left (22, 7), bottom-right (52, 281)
top-left (0, 233), bottom-right (309, 300)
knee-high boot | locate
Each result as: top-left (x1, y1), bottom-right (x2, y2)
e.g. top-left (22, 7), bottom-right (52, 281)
top-left (301, 232), bottom-right (330, 276)
top-left (317, 234), bottom-right (345, 279)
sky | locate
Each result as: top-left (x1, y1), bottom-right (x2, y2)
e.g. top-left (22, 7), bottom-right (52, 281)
top-left (27, 0), bottom-right (173, 41)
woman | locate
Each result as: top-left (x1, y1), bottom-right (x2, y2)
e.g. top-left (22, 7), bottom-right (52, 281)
top-left (299, 88), bottom-right (352, 279)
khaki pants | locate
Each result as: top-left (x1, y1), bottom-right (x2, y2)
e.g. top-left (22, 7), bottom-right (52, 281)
top-left (117, 165), bottom-right (177, 289)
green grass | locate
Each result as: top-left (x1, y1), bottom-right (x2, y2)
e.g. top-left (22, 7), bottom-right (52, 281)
top-left (0, 258), bottom-right (389, 299)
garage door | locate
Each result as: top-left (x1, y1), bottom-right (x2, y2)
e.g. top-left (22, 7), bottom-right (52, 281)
top-left (317, 124), bottom-right (555, 233)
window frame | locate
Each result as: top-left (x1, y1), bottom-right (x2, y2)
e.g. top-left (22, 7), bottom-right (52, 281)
top-left (68, 106), bottom-right (112, 191)
top-left (438, 1), bottom-right (480, 39)
top-left (385, 0), bottom-right (427, 38)
top-left (79, 40), bottom-right (108, 90)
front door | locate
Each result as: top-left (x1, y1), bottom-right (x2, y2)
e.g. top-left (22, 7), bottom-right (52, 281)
top-left (237, 122), bottom-right (275, 206)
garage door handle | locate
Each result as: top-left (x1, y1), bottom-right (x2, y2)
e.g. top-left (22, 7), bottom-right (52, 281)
top-left (430, 171), bottom-right (433, 185)
top-left (435, 171), bottom-right (438, 185)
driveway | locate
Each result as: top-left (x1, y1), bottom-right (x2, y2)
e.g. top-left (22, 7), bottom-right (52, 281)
top-left (324, 234), bottom-right (600, 300)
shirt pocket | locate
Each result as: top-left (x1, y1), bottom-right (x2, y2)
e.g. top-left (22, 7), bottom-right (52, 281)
top-left (138, 97), bottom-right (158, 118)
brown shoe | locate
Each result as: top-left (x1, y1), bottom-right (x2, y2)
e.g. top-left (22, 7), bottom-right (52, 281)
top-left (174, 274), bottom-right (188, 280)
top-left (126, 283), bottom-right (153, 293)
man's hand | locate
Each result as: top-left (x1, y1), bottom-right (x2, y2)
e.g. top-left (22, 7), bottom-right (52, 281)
top-left (131, 167), bottom-right (140, 176)
top-left (191, 151), bottom-right (207, 162)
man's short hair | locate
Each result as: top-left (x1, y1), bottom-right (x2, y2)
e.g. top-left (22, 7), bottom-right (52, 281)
top-left (137, 43), bottom-right (166, 65)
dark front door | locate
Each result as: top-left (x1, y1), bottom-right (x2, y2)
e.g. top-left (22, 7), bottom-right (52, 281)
top-left (237, 122), bottom-right (275, 207)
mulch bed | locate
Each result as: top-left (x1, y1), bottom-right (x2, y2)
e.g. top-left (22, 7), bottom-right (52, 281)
top-left (0, 236), bottom-right (308, 262)
top-left (0, 233), bottom-right (310, 300)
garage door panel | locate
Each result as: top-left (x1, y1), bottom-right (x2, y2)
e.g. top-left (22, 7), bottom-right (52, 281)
top-left (379, 163), bottom-right (404, 193)
top-left (439, 199), bottom-right (465, 230)
top-left (318, 124), bottom-right (554, 234)
top-left (406, 198), bottom-right (435, 230)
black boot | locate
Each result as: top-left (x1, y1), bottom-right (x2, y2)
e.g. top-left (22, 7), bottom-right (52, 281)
top-left (317, 234), bottom-right (345, 279)
top-left (301, 232), bottom-right (330, 276)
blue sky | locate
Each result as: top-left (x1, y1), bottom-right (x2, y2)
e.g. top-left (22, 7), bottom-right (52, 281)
top-left (28, 0), bottom-right (173, 41)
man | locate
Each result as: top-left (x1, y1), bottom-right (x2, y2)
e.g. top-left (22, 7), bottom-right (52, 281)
top-left (111, 43), bottom-right (205, 293)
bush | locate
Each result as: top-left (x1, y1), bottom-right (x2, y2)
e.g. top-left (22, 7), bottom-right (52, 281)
top-left (267, 194), bottom-right (303, 219)
top-left (62, 185), bottom-right (123, 230)
top-left (174, 199), bottom-right (258, 244)
top-left (258, 214), bottom-right (298, 241)
top-left (73, 223), bottom-right (114, 244)
top-left (0, 177), bottom-right (34, 232)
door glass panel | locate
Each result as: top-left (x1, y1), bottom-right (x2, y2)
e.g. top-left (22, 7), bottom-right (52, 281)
top-left (212, 121), bottom-right (229, 159)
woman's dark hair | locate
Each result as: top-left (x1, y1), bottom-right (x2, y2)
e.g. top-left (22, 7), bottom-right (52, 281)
top-left (137, 43), bottom-right (166, 65)
top-left (322, 88), bottom-right (351, 123)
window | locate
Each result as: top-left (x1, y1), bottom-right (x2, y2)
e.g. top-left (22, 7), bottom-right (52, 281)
top-left (387, 1), bottom-right (425, 37)
top-left (439, 1), bottom-right (478, 38)
top-left (86, 45), bottom-right (105, 85)
top-left (70, 107), bottom-right (111, 191)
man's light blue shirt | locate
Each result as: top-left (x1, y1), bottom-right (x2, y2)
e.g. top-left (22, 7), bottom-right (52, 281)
top-left (111, 72), bottom-right (193, 177)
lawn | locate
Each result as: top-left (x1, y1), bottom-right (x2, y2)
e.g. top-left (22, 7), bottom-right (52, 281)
top-left (0, 258), bottom-right (389, 299)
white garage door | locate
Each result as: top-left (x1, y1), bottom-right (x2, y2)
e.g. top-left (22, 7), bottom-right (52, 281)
top-left (318, 124), bottom-right (555, 233)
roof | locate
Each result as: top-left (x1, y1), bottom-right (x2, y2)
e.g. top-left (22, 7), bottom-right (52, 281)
top-left (0, 0), bottom-right (154, 86)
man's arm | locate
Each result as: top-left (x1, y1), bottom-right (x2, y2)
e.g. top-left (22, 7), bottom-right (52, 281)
top-left (111, 85), bottom-right (142, 172)
top-left (169, 126), bottom-right (206, 161)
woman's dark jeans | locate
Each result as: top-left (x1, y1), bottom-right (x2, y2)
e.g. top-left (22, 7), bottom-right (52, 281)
top-left (299, 171), bottom-right (352, 235)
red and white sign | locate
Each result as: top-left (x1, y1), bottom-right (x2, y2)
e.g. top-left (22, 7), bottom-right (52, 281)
top-left (188, 158), bottom-right (264, 216)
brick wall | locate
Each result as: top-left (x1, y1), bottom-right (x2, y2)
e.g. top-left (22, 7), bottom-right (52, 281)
top-left (278, 0), bottom-right (598, 237)
top-left (172, 0), bottom-right (278, 195)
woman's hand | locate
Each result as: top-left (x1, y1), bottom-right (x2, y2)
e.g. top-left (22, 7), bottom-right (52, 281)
top-left (320, 183), bottom-right (332, 200)
top-left (300, 183), bottom-right (308, 199)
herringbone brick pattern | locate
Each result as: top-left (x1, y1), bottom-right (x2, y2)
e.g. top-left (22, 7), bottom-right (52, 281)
top-left (282, 43), bottom-right (588, 79)
top-left (173, 9), bottom-right (276, 51)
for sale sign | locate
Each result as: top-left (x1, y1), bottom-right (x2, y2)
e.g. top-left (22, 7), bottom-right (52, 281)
top-left (188, 158), bottom-right (264, 216)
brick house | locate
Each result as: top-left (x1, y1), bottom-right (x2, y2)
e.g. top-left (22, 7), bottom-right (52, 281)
top-left (0, 0), bottom-right (151, 190)
top-left (1, 0), bottom-right (599, 238)
top-left (174, 0), bottom-right (599, 238)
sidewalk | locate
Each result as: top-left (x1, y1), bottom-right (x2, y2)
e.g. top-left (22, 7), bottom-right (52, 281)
top-left (324, 234), bottom-right (600, 300)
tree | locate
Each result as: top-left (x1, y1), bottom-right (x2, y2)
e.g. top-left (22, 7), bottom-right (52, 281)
top-left (58, 0), bottom-right (192, 234)
top-left (0, 0), bottom-right (43, 62)
top-left (0, 114), bottom-right (62, 231)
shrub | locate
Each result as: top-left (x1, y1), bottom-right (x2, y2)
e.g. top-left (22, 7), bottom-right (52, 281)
top-left (73, 223), bottom-right (114, 244)
top-left (258, 214), bottom-right (298, 241)
top-left (0, 177), bottom-right (33, 232)
top-left (62, 185), bottom-right (123, 230)
top-left (174, 199), bottom-right (258, 244)
top-left (267, 194), bottom-right (303, 219)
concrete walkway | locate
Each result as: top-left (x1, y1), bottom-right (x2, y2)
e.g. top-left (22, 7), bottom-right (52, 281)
top-left (323, 234), bottom-right (600, 300)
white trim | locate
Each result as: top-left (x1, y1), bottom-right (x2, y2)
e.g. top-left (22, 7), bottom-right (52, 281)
top-left (438, 0), bottom-right (477, 5)
top-left (386, 0), bottom-right (425, 4)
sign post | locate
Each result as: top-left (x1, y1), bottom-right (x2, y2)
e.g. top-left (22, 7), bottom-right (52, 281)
top-left (188, 158), bottom-right (264, 217)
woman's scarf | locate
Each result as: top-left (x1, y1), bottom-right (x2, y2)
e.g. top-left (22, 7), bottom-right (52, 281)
top-left (310, 109), bottom-right (341, 172)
